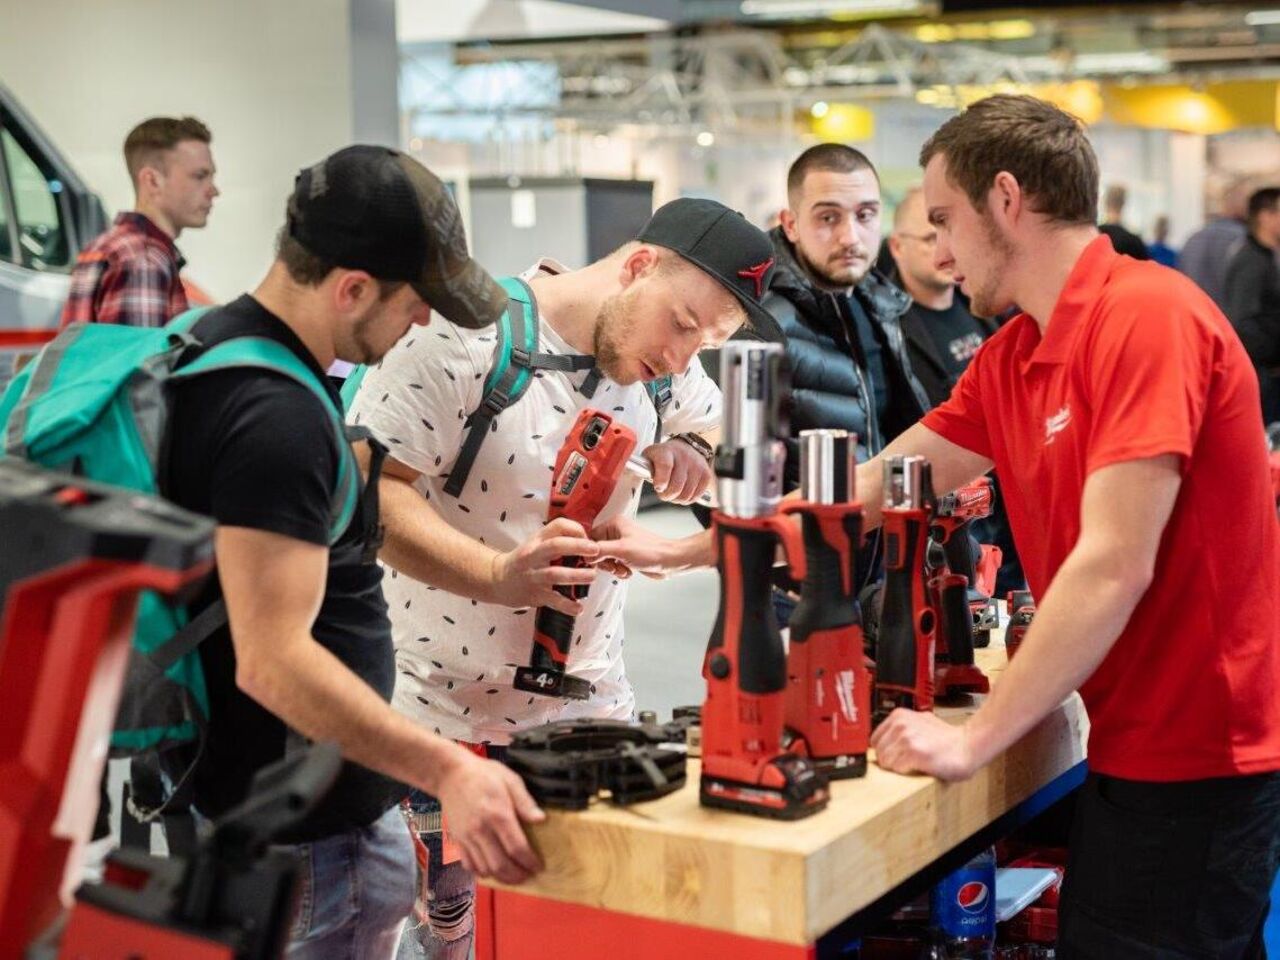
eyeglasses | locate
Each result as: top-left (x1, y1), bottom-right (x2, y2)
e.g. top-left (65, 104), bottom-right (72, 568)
top-left (896, 232), bottom-right (938, 246)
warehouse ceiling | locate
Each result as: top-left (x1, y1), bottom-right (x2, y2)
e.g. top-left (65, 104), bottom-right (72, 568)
top-left (400, 2), bottom-right (1280, 136)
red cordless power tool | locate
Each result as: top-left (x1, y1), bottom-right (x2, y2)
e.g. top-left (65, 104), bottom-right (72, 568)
top-left (779, 429), bottom-right (872, 780)
top-left (0, 458), bottom-right (340, 960)
top-left (929, 478), bottom-right (994, 699)
top-left (873, 455), bottom-right (936, 724)
top-left (514, 408), bottom-right (637, 701)
top-left (933, 477), bottom-right (1001, 647)
top-left (700, 342), bottom-right (829, 820)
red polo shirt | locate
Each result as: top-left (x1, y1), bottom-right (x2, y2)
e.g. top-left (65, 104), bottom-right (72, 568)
top-left (923, 235), bottom-right (1280, 781)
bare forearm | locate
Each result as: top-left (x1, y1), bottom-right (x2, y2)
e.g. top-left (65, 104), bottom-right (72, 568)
top-left (856, 423), bottom-right (994, 531)
top-left (964, 545), bottom-right (1149, 765)
top-left (237, 630), bottom-right (469, 795)
top-left (378, 476), bottom-right (500, 600)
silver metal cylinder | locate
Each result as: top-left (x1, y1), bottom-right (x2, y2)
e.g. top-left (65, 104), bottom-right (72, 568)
top-left (799, 429), bottom-right (856, 505)
top-left (883, 455), bottom-right (929, 509)
top-left (716, 342), bottom-right (787, 518)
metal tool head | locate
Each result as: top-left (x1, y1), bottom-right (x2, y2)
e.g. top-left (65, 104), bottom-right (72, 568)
top-left (799, 429), bottom-right (856, 505)
top-left (715, 342), bottom-right (791, 518)
top-left (883, 455), bottom-right (933, 510)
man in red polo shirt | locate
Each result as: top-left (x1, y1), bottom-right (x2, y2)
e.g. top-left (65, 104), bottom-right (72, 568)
top-left (863, 95), bottom-right (1280, 958)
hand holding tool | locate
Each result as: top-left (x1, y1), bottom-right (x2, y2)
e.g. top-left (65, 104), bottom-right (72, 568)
top-left (513, 409), bottom-right (636, 701)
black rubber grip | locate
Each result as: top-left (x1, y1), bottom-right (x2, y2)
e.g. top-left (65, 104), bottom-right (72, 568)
top-left (790, 510), bottom-right (860, 642)
top-left (937, 578), bottom-right (974, 667)
top-left (711, 520), bottom-right (787, 696)
top-left (941, 522), bottom-right (976, 583)
top-left (533, 605), bottom-right (575, 669)
top-left (876, 517), bottom-right (925, 691)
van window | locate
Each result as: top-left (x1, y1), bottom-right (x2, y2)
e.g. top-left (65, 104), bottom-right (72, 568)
top-left (1, 128), bottom-right (69, 271)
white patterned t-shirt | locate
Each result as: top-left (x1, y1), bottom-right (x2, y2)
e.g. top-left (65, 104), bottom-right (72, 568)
top-left (348, 259), bottom-right (722, 744)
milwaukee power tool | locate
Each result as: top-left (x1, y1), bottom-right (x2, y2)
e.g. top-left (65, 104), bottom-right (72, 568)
top-left (929, 479), bottom-right (993, 699)
top-left (699, 342), bottom-right (828, 819)
top-left (932, 477), bottom-right (1001, 648)
top-left (778, 429), bottom-right (872, 779)
top-left (514, 408), bottom-right (637, 701)
top-left (873, 455), bottom-right (937, 724)
top-left (0, 458), bottom-right (340, 960)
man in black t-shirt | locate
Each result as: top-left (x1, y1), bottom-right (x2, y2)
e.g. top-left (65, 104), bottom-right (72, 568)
top-left (165, 146), bottom-right (544, 958)
top-left (889, 186), bottom-right (996, 407)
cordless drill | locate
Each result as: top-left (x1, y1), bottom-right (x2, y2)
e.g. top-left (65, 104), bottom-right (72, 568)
top-left (933, 477), bottom-right (1000, 648)
top-left (873, 455), bottom-right (936, 725)
top-left (930, 479), bottom-right (993, 699)
top-left (700, 342), bottom-right (828, 820)
top-left (513, 409), bottom-right (636, 701)
top-left (779, 429), bottom-right (872, 780)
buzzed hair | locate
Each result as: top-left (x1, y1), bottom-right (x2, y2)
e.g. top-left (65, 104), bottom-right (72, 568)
top-left (893, 186), bottom-right (925, 231)
top-left (1248, 187), bottom-right (1280, 228)
top-left (124, 116), bottom-right (212, 183)
top-left (787, 143), bottom-right (878, 205)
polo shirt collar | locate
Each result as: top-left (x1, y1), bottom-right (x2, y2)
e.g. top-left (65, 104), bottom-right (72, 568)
top-left (1024, 233), bottom-right (1116, 366)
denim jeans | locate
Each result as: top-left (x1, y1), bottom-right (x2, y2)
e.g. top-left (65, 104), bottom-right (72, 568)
top-left (1059, 770), bottom-right (1280, 959)
top-left (280, 804), bottom-right (417, 960)
top-left (398, 746), bottom-right (509, 960)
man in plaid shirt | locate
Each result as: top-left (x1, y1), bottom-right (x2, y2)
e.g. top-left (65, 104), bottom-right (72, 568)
top-left (61, 116), bottom-right (219, 328)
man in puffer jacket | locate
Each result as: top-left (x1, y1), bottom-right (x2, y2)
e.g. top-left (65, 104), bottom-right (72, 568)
top-left (750, 143), bottom-right (931, 489)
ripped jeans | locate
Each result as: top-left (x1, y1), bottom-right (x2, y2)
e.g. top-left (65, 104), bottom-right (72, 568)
top-left (396, 746), bottom-right (507, 960)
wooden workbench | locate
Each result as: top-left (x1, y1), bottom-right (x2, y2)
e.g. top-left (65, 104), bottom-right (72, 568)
top-left (478, 642), bottom-right (1089, 960)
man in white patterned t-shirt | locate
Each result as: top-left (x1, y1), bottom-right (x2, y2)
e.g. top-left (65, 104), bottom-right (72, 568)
top-left (348, 198), bottom-right (778, 959)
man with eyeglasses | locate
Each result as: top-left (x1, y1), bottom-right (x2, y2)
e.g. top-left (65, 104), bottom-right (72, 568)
top-left (889, 185), bottom-right (998, 407)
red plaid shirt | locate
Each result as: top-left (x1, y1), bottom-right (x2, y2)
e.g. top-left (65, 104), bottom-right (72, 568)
top-left (59, 212), bottom-right (188, 329)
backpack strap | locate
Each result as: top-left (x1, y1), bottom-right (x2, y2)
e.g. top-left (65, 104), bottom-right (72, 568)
top-left (173, 337), bottom-right (360, 545)
top-left (346, 423), bottom-right (388, 564)
top-left (644, 375), bottom-right (674, 444)
top-left (443, 277), bottom-right (593, 498)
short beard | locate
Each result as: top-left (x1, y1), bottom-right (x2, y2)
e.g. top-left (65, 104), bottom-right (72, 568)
top-left (592, 291), bottom-right (638, 384)
top-left (795, 243), bottom-right (867, 291)
top-left (968, 215), bottom-right (1016, 319)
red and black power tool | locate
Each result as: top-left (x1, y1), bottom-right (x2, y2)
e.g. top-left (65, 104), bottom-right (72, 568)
top-left (873, 455), bottom-right (936, 725)
top-left (0, 458), bottom-right (340, 960)
top-left (1006, 590), bottom-right (1036, 660)
top-left (779, 429), bottom-right (872, 780)
top-left (514, 408), bottom-right (637, 701)
top-left (929, 479), bottom-right (994, 699)
top-left (933, 477), bottom-right (1001, 648)
top-left (700, 342), bottom-right (829, 820)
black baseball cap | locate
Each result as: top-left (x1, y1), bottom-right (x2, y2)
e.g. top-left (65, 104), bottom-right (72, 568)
top-left (286, 145), bottom-right (506, 329)
top-left (637, 198), bottom-right (777, 331)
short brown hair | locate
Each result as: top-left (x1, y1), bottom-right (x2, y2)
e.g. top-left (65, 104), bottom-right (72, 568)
top-left (123, 116), bottom-right (212, 182)
top-left (787, 143), bottom-right (878, 203)
top-left (276, 228), bottom-right (405, 299)
top-left (919, 95), bottom-right (1099, 226)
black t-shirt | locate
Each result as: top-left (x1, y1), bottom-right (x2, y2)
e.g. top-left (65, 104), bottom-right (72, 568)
top-left (165, 294), bottom-right (404, 842)
top-left (1099, 223), bottom-right (1151, 261)
top-left (900, 299), bottom-right (988, 407)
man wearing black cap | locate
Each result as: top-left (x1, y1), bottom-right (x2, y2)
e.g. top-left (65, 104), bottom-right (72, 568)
top-left (347, 197), bottom-right (773, 959)
top-left (163, 145), bottom-right (544, 959)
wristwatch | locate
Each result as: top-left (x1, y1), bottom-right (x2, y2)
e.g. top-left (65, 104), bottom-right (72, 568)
top-left (671, 432), bottom-right (715, 462)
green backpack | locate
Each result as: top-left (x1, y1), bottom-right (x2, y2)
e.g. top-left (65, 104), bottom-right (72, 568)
top-left (0, 307), bottom-right (363, 760)
top-left (340, 275), bottom-right (672, 496)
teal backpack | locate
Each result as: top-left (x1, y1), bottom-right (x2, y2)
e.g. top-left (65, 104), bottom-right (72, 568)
top-left (340, 275), bottom-right (672, 496)
top-left (0, 307), bottom-right (365, 763)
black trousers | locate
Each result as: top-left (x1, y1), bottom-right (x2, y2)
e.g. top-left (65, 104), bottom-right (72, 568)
top-left (1058, 770), bottom-right (1280, 959)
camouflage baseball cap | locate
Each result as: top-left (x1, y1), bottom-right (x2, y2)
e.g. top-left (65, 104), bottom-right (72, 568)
top-left (286, 145), bottom-right (506, 329)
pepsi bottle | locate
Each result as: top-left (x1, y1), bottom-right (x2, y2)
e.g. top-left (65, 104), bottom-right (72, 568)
top-left (928, 846), bottom-right (996, 959)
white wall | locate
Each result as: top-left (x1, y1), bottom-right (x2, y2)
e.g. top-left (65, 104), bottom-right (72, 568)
top-left (0, 0), bottom-right (379, 300)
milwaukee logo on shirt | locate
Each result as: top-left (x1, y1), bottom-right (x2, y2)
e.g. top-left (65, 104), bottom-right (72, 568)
top-left (1044, 405), bottom-right (1071, 445)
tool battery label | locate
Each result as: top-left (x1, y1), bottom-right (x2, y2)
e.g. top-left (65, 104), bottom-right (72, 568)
top-left (558, 452), bottom-right (588, 496)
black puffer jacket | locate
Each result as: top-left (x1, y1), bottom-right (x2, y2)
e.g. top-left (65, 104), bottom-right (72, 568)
top-left (748, 228), bottom-right (930, 486)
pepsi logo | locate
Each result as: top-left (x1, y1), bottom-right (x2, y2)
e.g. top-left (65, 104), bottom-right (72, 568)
top-left (956, 881), bottom-right (989, 915)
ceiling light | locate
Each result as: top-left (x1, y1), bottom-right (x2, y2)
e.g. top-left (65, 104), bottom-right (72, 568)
top-left (696, 130), bottom-right (716, 147)
top-left (811, 100), bottom-right (830, 118)
top-left (740, 0), bottom-right (922, 19)
top-left (1245, 10), bottom-right (1280, 26)
top-left (1073, 51), bottom-right (1169, 74)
